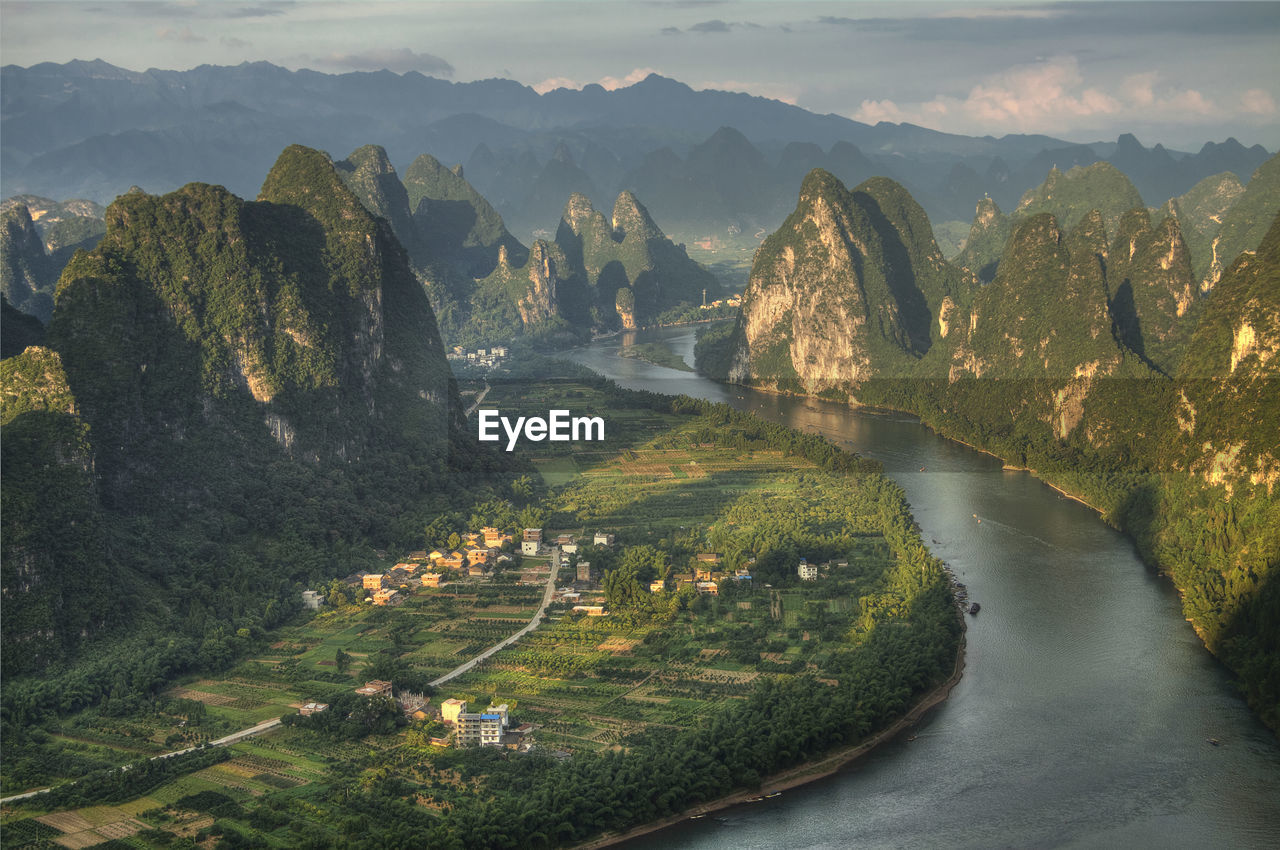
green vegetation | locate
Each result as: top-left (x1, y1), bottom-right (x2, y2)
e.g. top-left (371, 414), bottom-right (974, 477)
top-left (1204, 153), bottom-right (1280, 288)
top-left (1013, 161), bottom-right (1144, 237)
top-left (1, 196), bottom-right (105, 322)
top-left (619, 340), bottom-right (694, 372)
top-left (0, 146), bottom-right (535, 789)
top-left (555, 191), bottom-right (722, 332)
top-left (703, 159), bottom-right (1280, 731)
top-left (0, 294), bottom-right (44, 356)
top-left (2, 367), bottom-right (958, 849)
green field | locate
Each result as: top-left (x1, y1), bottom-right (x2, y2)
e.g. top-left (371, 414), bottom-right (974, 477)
top-left (2, 378), bottom-right (959, 849)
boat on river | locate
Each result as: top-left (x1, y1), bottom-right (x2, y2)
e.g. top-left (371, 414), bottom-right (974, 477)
top-left (969, 602), bottom-right (981, 615)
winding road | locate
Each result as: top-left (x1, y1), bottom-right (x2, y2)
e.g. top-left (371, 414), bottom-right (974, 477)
top-left (429, 547), bottom-right (561, 688)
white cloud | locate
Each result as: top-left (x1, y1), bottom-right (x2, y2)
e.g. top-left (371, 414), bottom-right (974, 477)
top-left (599, 67), bottom-right (661, 90)
top-left (532, 68), bottom-right (662, 95)
top-left (1241, 88), bottom-right (1277, 116)
top-left (532, 76), bottom-right (581, 94)
top-left (854, 56), bottom-right (1269, 136)
top-left (156, 26), bottom-right (206, 44)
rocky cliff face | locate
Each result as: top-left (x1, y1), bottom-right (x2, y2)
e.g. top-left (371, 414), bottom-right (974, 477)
top-left (554, 190), bottom-right (719, 329)
top-left (1107, 209), bottom-right (1198, 375)
top-left (403, 151), bottom-right (526, 278)
top-left (1, 144), bottom-right (470, 677)
top-left (954, 196), bottom-right (1009, 284)
top-left (710, 169), bottom-right (1280, 730)
top-left (47, 145), bottom-right (459, 507)
top-left (1172, 212), bottom-right (1280, 491)
top-left (1200, 152), bottom-right (1280, 293)
top-left (336, 144), bottom-right (424, 264)
top-left (1166, 172), bottom-right (1245, 286)
top-left (728, 169), bottom-right (964, 392)
top-left (1, 204), bottom-right (55, 320)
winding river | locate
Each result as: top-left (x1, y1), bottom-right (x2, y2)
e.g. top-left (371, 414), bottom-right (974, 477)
top-left (561, 326), bottom-right (1280, 849)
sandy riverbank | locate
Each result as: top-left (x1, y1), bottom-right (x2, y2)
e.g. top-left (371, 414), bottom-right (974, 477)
top-left (577, 628), bottom-right (967, 849)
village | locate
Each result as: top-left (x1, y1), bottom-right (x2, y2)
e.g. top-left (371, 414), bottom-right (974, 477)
top-left (295, 523), bottom-right (850, 751)
top-left (445, 344), bottom-right (510, 370)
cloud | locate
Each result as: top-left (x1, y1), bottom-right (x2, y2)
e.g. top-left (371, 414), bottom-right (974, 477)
top-left (1241, 89), bottom-right (1277, 116)
top-left (689, 19), bottom-right (731, 33)
top-left (851, 56), bottom-right (1265, 135)
top-left (221, 4), bottom-right (289, 18)
top-left (532, 76), bottom-right (580, 94)
top-left (220, 36), bottom-right (252, 49)
top-left (660, 26), bottom-right (681, 35)
top-left (316, 48), bottom-right (453, 77)
top-left (156, 26), bottom-right (206, 44)
top-left (599, 67), bottom-right (661, 90)
top-left (533, 68), bottom-right (662, 95)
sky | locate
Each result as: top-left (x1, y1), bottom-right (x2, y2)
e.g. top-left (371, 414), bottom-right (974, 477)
top-left (3, 0), bottom-right (1278, 149)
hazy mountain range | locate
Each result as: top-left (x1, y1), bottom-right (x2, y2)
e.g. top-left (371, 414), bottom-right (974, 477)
top-left (3, 60), bottom-right (1271, 246)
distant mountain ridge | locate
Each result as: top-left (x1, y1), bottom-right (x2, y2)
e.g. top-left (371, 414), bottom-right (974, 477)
top-left (3, 60), bottom-right (1270, 251)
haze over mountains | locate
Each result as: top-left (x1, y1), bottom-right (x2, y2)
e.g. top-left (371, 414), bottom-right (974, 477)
top-left (2, 60), bottom-right (1272, 248)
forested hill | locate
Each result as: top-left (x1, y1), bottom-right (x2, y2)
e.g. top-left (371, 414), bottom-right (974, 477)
top-left (700, 167), bottom-right (1280, 729)
top-left (0, 145), bottom-right (520, 727)
top-left (332, 145), bottom-right (720, 346)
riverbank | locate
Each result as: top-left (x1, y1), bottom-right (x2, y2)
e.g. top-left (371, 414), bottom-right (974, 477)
top-left (578, 628), bottom-right (967, 849)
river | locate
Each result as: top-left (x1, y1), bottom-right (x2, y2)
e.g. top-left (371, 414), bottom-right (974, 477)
top-left (560, 325), bottom-right (1280, 849)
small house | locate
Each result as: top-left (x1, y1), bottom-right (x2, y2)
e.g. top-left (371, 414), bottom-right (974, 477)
top-left (363, 574), bottom-right (385, 590)
top-left (299, 702), bottom-right (328, 716)
top-left (593, 532), bottom-right (615, 546)
top-left (355, 680), bottom-right (393, 698)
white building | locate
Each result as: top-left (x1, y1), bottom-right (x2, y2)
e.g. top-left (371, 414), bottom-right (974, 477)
top-left (457, 712), bottom-right (504, 747)
top-left (798, 559), bottom-right (818, 581)
top-left (301, 590), bottom-right (325, 609)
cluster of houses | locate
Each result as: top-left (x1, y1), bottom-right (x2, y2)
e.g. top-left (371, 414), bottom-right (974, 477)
top-left (647, 553), bottom-right (754, 596)
top-left (302, 527), bottom-right (523, 609)
top-left (447, 345), bottom-right (510, 368)
top-left (699, 295), bottom-right (742, 310)
top-left (297, 683), bottom-right (533, 750)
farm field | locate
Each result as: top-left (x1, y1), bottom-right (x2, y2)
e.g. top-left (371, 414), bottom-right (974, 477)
top-left (2, 379), bottom-right (959, 849)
